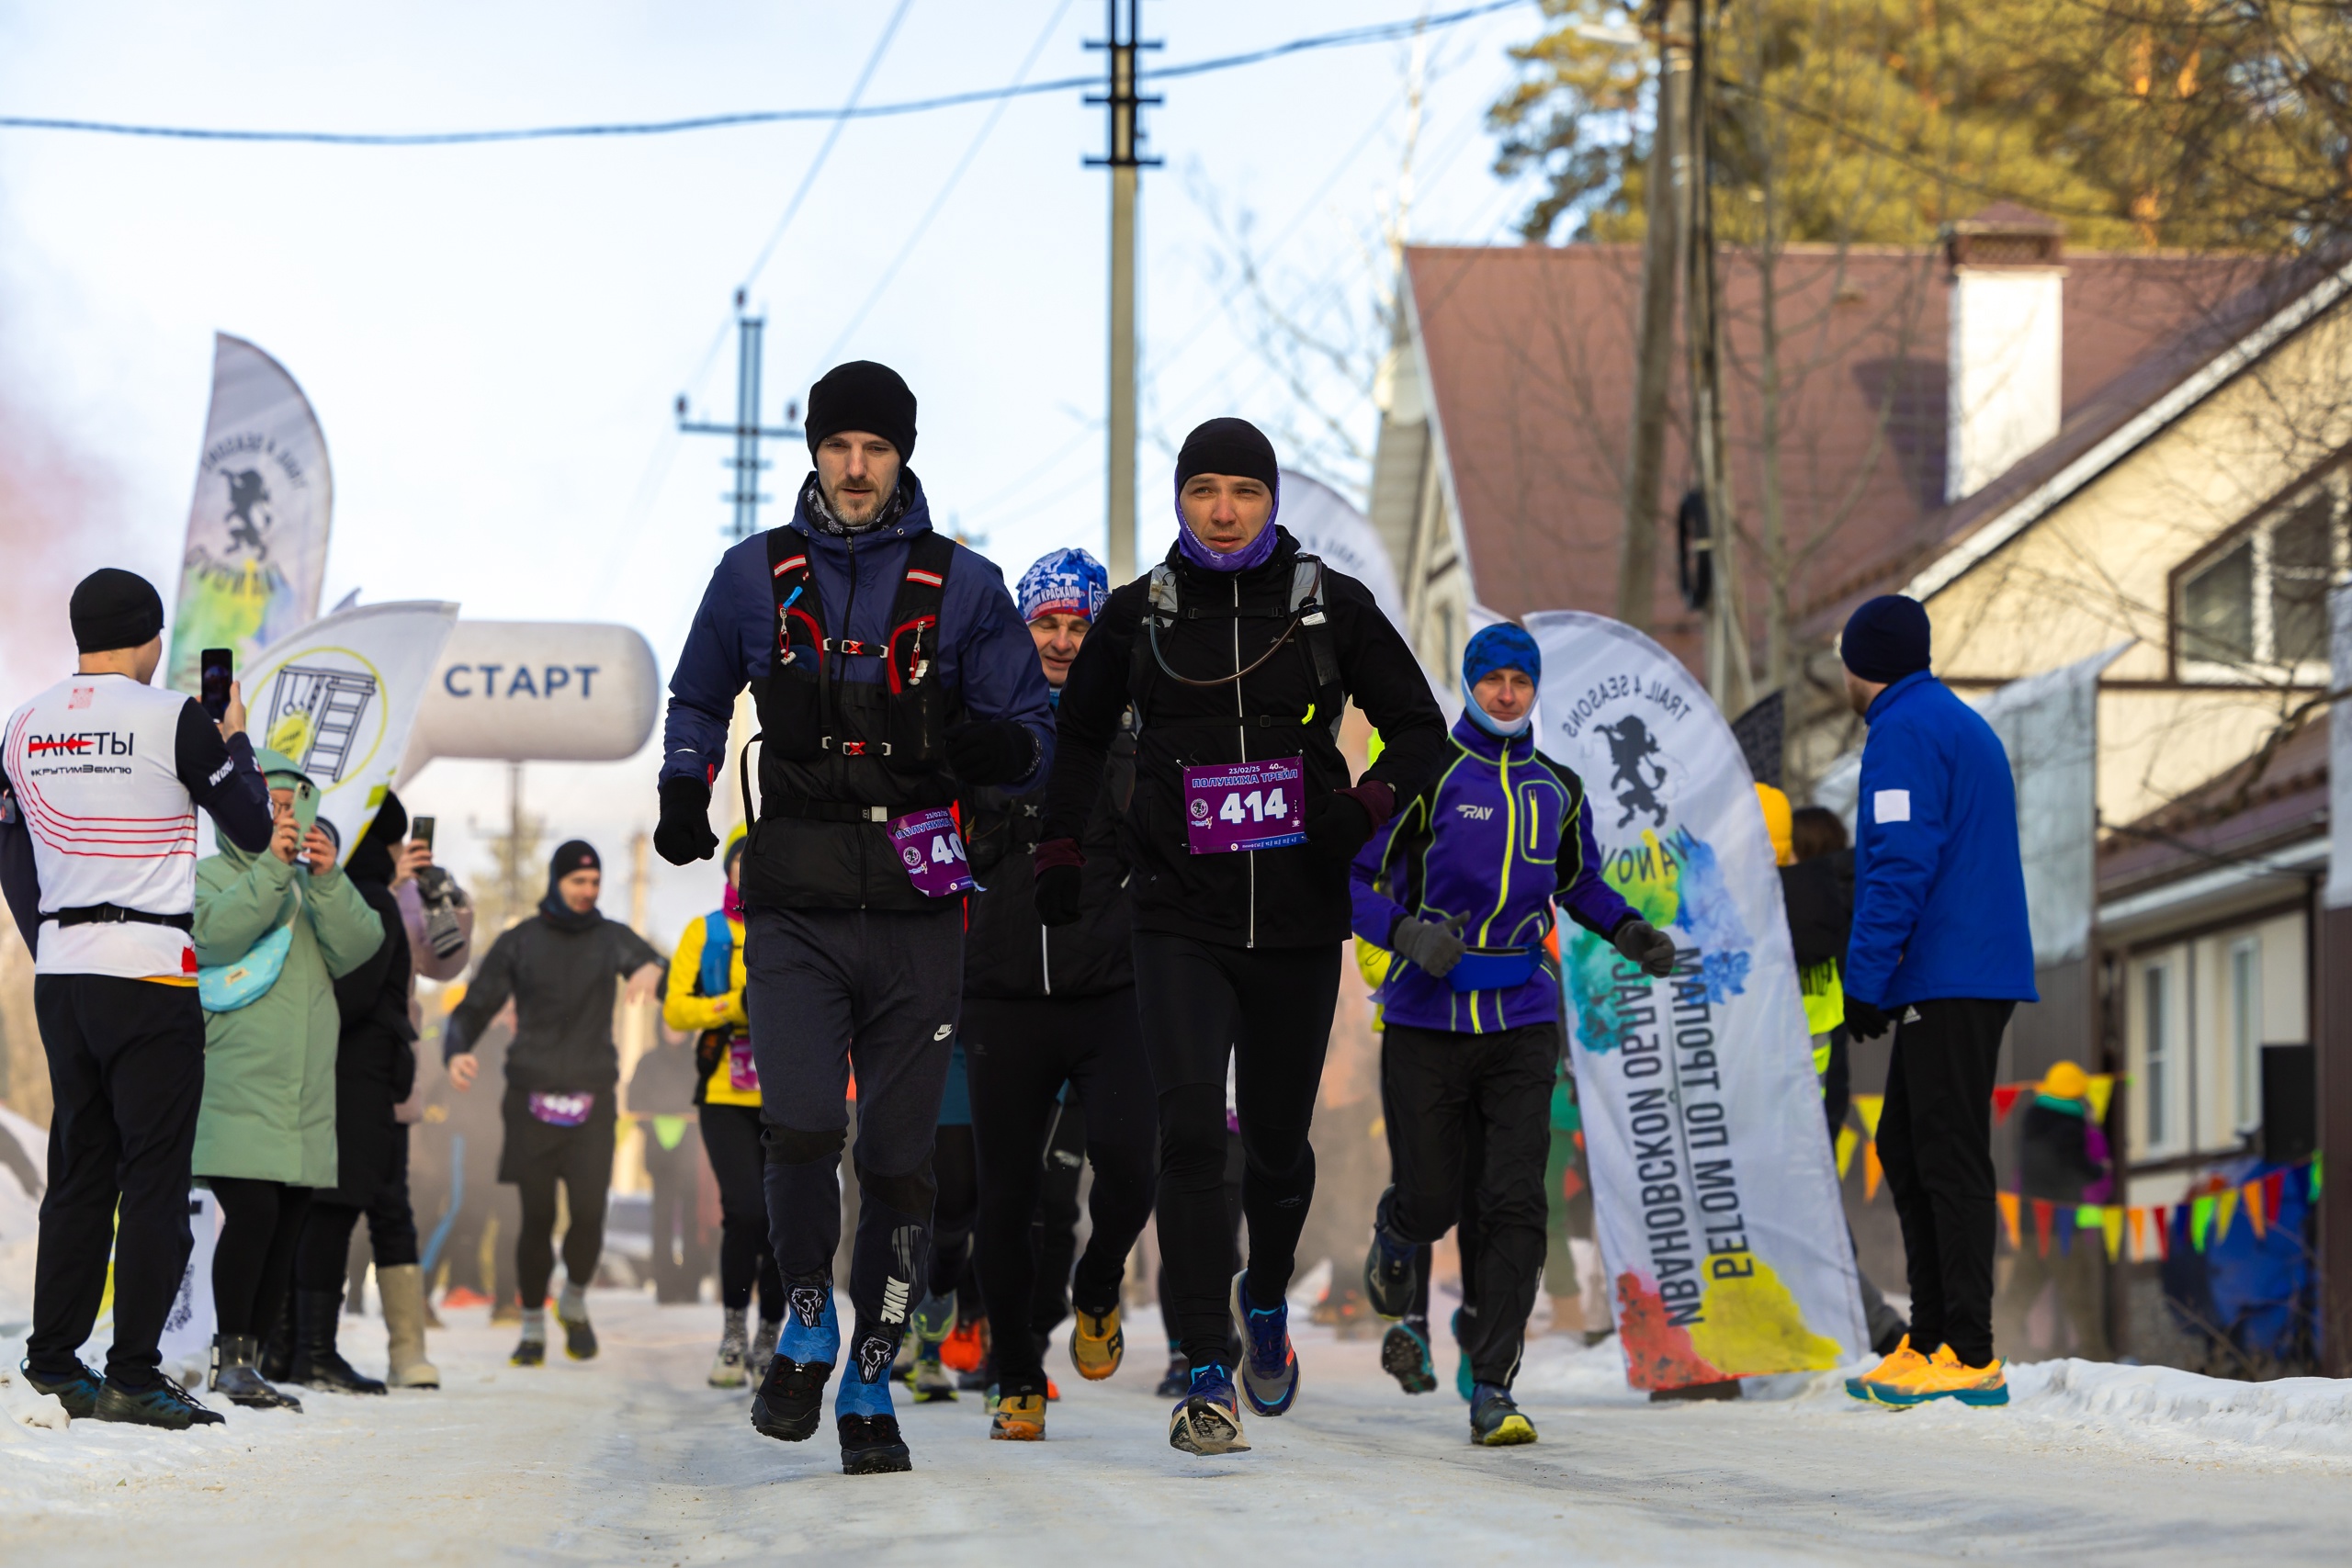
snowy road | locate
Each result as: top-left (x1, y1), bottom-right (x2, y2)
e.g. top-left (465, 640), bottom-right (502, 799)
top-left (6, 1290), bottom-right (2352, 1565)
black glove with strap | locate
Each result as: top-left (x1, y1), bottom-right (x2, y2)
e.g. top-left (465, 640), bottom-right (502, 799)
top-left (1034, 837), bottom-right (1085, 927)
top-left (1389, 912), bottom-right (1467, 978)
top-left (1844, 997), bottom-right (1895, 1041)
top-left (1304, 780), bottom-right (1396, 867)
top-left (654, 776), bottom-right (718, 866)
top-left (1611, 917), bottom-right (1678, 978)
top-left (945, 720), bottom-right (1039, 787)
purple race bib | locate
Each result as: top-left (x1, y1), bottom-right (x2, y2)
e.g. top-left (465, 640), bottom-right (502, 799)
top-left (888, 807), bottom-right (977, 897)
top-left (727, 1037), bottom-right (761, 1093)
top-left (1183, 756), bottom-right (1306, 854)
top-left (527, 1091), bottom-right (594, 1128)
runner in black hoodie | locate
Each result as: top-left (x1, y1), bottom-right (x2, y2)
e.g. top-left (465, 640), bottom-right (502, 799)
top-left (445, 840), bottom-right (662, 1366)
top-left (1036, 419), bottom-right (1445, 1454)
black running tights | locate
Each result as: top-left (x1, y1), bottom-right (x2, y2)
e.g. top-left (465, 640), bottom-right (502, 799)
top-left (209, 1177), bottom-right (313, 1339)
top-left (700, 1101), bottom-right (784, 1319)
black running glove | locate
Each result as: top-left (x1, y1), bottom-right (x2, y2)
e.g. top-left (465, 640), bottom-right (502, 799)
top-left (1304, 780), bottom-right (1395, 866)
top-left (1844, 997), bottom-right (1895, 1041)
top-left (1612, 918), bottom-right (1678, 978)
top-left (1390, 912), bottom-right (1467, 978)
top-left (654, 776), bottom-right (718, 866)
top-left (945, 719), bottom-right (1039, 787)
top-left (1034, 838), bottom-right (1084, 927)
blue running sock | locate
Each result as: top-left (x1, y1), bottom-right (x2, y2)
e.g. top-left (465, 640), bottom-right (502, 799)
top-left (779, 1275), bottom-right (840, 1365)
top-left (838, 1360), bottom-right (898, 1419)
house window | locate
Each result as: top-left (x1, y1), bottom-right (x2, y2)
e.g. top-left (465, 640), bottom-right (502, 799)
top-left (2230, 936), bottom-right (2262, 1135)
top-left (2143, 960), bottom-right (2174, 1153)
top-left (2177, 476), bottom-right (2347, 679)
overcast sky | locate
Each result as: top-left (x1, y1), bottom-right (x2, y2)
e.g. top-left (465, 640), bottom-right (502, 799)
top-left (0, 0), bottom-right (1544, 941)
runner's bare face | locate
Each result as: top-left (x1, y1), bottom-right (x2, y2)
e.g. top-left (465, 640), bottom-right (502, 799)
top-left (559, 867), bottom-right (600, 913)
top-left (1474, 668), bottom-right (1535, 725)
top-left (1029, 611), bottom-right (1090, 688)
top-left (1179, 473), bottom-right (1272, 555)
top-left (816, 432), bottom-right (901, 526)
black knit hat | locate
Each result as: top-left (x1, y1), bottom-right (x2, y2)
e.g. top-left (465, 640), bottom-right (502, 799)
top-left (1839, 595), bottom-right (1932, 683)
top-left (806, 361), bottom-right (917, 459)
top-left (1175, 417), bottom-right (1279, 493)
top-left (70, 569), bottom-right (165, 654)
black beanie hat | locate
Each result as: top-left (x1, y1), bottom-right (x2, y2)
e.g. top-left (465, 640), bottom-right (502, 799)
top-left (548, 839), bottom-right (600, 886)
top-left (1175, 417), bottom-right (1279, 493)
top-left (1840, 595), bottom-right (1932, 683)
top-left (806, 361), bottom-right (917, 460)
top-left (347, 791), bottom-right (409, 886)
top-left (70, 569), bottom-right (165, 654)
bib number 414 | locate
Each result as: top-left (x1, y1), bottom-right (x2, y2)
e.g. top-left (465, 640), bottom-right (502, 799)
top-left (1219, 787), bottom-right (1287, 825)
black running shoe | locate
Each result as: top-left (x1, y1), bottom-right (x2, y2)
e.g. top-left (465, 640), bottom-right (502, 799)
top-left (95, 1374), bottom-right (225, 1429)
top-left (1380, 1320), bottom-right (1438, 1395)
top-left (1363, 1219), bottom-right (1419, 1321)
top-left (1468, 1384), bottom-right (1537, 1447)
top-left (20, 1359), bottom-right (102, 1419)
top-left (751, 1357), bottom-right (831, 1443)
top-left (560, 1314), bottom-right (598, 1361)
top-left (1154, 1349), bottom-right (1189, 1399)
top-left (838, 1413), bottom-right (912, 1474)
top-left (510, 1337), bottom-right (547, 1368)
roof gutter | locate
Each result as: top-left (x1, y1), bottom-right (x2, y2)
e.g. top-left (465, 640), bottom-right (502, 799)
top-left (1905, 259), bottom-right (2352, 604)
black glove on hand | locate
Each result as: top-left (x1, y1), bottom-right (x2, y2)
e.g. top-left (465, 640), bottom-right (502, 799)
top-left (1612, 918), bottom-right (1679, 978)
top-left (653, 776), bottom-right (718, 866)
top-left (945, 719), bottom-right (1038, 787)
top-left (1844, 997), bottom-right (1895, 1041)
top-left (1390, 913), bottom-right (1468, 978)
top-left (1034, 838), bottom-right (1084, 927)
top-left (1303, 781), bottom-right (1394, 866)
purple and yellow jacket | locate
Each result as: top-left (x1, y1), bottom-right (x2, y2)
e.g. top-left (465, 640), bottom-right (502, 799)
top-left (1351, 715), bottom-right (1634, 1034)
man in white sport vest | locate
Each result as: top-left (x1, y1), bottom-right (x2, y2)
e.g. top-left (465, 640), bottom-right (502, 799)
top-left (0, 570), bottom-right (274, 1428)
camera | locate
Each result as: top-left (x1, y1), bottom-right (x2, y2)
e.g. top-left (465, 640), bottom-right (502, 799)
top-left (413, 864), bottom-right (471, 962)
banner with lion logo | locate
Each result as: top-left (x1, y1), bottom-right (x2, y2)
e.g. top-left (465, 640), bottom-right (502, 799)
top-left (165, 334), bottom-right (335, 695)
top-left (1529, 610), bottom-right (1866, 1391)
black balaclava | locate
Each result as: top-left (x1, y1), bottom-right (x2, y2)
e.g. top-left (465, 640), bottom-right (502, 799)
top-left (70, 569), bottom-right (165, 655)
top-left (347, 792), bottom-right (409, 887)
top-left (540, 839), bottom-right (603, 931)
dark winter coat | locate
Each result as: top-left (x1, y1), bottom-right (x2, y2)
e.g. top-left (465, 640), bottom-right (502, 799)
top-left (322, 877), bottom-right (418, 1206)
top-left (963, 709), bottom-right (1136, 998)
top-left (1043, 527), bottom-right (1446, 949)
top-left (445, 911), bottom-right (663, 1095)
top-left (2019, 1099), bottom-right (2107, 1204)
top-left (1780, 849), bottom-right (1854, 973)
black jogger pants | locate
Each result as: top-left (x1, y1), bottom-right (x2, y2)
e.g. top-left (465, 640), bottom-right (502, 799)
top-left (1877, 998), bottom-right (2013, 1367)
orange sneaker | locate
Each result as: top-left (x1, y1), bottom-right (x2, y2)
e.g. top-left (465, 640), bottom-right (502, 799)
top-left (989, 1391), bottom-right (1046, 1440)
top-left (940, 1318), bottom-right (989, 1374)
top-left (1069, 1304), bottom-right (1125, 1382)
top-left (1845, 1335), bottom-right (1928, 1402)
top-left (1869, 1346), bottom-right (2008, 1407)
top-left (441, 1286), bottom-right (492, 1311)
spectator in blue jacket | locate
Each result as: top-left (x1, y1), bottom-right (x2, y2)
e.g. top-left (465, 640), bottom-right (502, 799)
top-left (1349, 622), bottom-right (1675, 1447)
top-left (651, 360), bottom-right (1056, 1477)
top-left (1838, 594), bottom-right (2034, 1411)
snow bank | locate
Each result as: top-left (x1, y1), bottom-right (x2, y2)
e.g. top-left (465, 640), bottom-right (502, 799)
top-left (0, 1104), bottom-right (43, 1332)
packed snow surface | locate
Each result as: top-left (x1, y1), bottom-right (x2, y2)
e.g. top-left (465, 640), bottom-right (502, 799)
top-left (5, 1291), bottom-right (2350, 1565)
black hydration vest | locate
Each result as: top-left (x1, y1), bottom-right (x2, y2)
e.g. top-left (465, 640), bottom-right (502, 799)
top-left (1127, 552), bottom-right (1348, 743)
top-left (739, 526), bottom-right (967, 911)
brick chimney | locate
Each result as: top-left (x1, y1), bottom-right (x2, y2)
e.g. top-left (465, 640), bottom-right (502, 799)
top-left (1946, 204), bottom-right (2066, 502)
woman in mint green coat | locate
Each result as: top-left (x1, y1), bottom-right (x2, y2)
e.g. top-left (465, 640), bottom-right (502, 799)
top-left (190, 749), bottom-right (383, 1408)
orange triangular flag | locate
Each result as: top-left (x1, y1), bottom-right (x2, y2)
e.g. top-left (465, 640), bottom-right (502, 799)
top-left (1992, 1084), bottom-right (2026, 1122)
top-left (1835, 1126), bottom-right (1860, 1179)
top-left (2101, 1206), bottom-right (2125, 1262)
top-left (2213, 1188), bottom-right (2239, 1247)
top-left (1852, 1094), bottom-right (1884, 1140)
top-left (2030, 1197), bottom-right (2055, 1258)
top-left (1996, 1190), bottom-right (2022, 1250)
top-left (1863, 1141), bottom-right (1884, 1202)
top-left (2244, 1180), bottom-right (2267, 1240)
top-left (2086, 1074), bottom-right (2117, 1123)
top-left (2129, 1206), bottom-right (2149, 1261)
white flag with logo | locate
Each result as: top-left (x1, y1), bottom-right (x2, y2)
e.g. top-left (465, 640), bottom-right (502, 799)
top-left (243, 602), bottom-right (459, 860)
top-left (1530, 610), bottom-right (1866, 1390)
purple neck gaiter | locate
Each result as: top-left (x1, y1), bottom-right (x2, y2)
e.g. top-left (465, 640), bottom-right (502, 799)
top-left (1173, 478), bottom-right (1282, 572)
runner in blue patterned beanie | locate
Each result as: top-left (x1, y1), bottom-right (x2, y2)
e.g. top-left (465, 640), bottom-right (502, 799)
top-left (1014, 547), bottom-right (1109, 625)
top-left (1460, 623), bottom-right (1542, 738)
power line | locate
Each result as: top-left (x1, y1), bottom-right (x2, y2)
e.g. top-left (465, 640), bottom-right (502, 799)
top-left (0, 3), bottom-right (1528, 146)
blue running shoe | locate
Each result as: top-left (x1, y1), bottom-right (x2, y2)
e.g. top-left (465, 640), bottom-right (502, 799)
top-left (1363, 1217), bottom-right (1419, 1321)
top-left (1452, 1309), bottom-right (1474, 1402)
top-left (1227, 1270), bottom-right (1299, 1417)
top-left (19, 1359), bottom-right (102, 1420)
top-left (1168, 1363), bottom-right (1250, 1455)
top-left (1380, 1319), bottom-right (1437, 1395)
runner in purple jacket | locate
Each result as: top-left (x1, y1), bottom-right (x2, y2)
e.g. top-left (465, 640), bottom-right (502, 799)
top-left (1350, 623), bottom-right (1674, 1446)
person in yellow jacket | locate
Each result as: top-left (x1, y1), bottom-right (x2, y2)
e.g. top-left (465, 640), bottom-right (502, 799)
top-left (664, 829), bottom-right (784, 1389)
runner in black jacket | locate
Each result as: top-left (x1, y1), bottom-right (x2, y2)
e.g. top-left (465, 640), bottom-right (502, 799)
top-left (959, 548), bottom-right (1156, 1441)
top-left (1035, 419), bottom-right (1445, 1455)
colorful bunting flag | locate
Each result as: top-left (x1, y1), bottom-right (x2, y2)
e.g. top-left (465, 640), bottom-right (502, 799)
top-left (2243, 1180), bottom-right (2267, 1240)
top-left (1996, 1191), bottom-right (2022, 1251)
top-left (2053, 1204), bottom-right (2075, 1257)
top-left (1835, 1126), bottom-right (1859, 1180)
top-left (2154, 1207), bottom-right (2170, 1260)
top-left (2030, 1197), bottom-right (2055, 1258)
top-left (1863, 1141), bottom-right (1884, 1202)
top-left (2129, 1206), bottom-right (2149, 1262)
top-left (2312, 1154), bottom-right (2324, 1200)
top-left (2085, 1074), bottom-right (2117, 1122)
top-left (2100, 1206), bottom-right (2124, 1262)
top-left (1851, 1094), bottom-right (1884, 1140)
top-left (1992, 1084), bottom-right (2026, 1123)
top-left (2212, 1188), bottom-right (2239, 1247)
top-left (2190, 1195), bottom-right (2215, 1253)
top-left (2265, 1169), bottom-right (2287, 1220)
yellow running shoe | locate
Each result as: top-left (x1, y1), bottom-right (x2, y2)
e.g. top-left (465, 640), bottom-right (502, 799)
top-left (1070, 1304), bottom-right (1125, 1382)
top-left (990, 1391), bottom-right (1047, 1440)
top-left (1845, 1335), bottom-right (1928, 1402)
top-left (1869, 1347), bottom-right (2008, 1407)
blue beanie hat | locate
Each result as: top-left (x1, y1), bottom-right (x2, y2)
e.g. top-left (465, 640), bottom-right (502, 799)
top-left (1015, 547), bottom-right (1109, 624)
top-left (1839, 595), bottom-right (1931, 683)
top-left (1461, 624), bottom-right (1542, 739)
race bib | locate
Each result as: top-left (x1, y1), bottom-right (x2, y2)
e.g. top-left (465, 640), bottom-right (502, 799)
top-left (728, 1037), bottom-right (761, 1093)
top-left (1183, 756), bottom-right (1306, 854)
top-left (527, 1091), bottom-right (594, 1128)
top-left (888, 807), bottom-right (977, 897)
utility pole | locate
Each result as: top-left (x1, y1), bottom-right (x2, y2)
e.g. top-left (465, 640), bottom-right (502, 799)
top-left (677, 289), bottom-right (806, 539)
top-left (1616, 0), bottom-right (1692, 634)
top-left (1087, 0), bottom-right (1160, 583)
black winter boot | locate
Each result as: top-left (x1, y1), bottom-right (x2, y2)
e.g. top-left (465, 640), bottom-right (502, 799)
top-left (209, 1333), bottom-right (301, 1411)
top-left (291, 1289), bottom-right (388, 1395)
top-left (259, 1301), bottom-right (295, 1382)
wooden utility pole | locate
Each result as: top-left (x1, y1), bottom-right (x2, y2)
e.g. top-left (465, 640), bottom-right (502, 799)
top-left (1617, 0), bottom-right (1693, 633)
top-left (1088, 0), bottom-right (1159, 584)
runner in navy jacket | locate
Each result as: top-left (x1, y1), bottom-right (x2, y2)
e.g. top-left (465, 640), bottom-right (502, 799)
top-left (1351, 624), bottom-right (1673, 1448)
